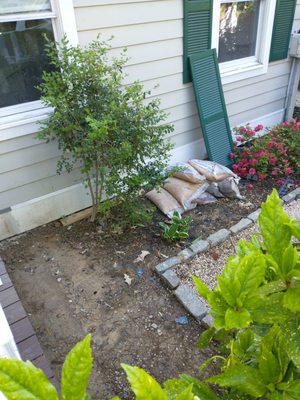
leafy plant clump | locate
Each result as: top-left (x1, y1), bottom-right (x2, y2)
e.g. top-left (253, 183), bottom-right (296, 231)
top-left (159, 211), bottom-right (192, 241)
top-left (38, 37), bottom-right (173, 223)
top-left (194, 189), bottom-right (300, 399)
top-left (230, 120), bottom-right (300, 183)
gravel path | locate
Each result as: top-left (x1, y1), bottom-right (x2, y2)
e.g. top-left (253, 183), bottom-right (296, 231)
top-left (175, 198), bottom-right (300, 291)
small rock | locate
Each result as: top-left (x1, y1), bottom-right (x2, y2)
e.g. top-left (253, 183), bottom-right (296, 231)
top-left (151, 323), bottom-right (158, 329)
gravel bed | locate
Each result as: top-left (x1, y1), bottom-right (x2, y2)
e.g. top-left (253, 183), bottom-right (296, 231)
top-left (175, 198), bottom-right (300, 291)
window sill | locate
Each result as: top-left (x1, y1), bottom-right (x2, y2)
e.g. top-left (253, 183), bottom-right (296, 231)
top-left (220, 60), bottom-right (267, 85)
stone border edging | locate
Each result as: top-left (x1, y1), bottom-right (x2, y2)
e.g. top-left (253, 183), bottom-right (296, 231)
top-left (155, 186), bottom-right (300, 326)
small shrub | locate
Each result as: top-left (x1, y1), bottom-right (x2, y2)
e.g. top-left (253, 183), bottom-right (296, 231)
top-left (159, 211), bottom-right (192, 241)
top-left (38, 37), bottom-right (173, 223)
top-left (230, 120), bottom-right (300, 181)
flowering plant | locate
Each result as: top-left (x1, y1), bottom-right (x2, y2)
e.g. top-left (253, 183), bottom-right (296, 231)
top-left (230, 120), bottom-right (300, 183)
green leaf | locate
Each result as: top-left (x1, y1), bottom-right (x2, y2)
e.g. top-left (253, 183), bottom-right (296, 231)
top-left (281, 318), bottom-right (300, 369)
top-left (225, 308), bottom-right (252, 330)
top-left (121, 364), bottom-right (167, 400)
top-left (163, 379), bottom-right (188, 400)
top-left (278, 380), bottom-right (300, 399)
top-left (250, 292), bottom-right (292, 324)
top-left (258, 189), bottom-right (291, 265)
top-left (207, 365), bottom-right (266, 397)
top-left (0, 358), bottom-right (58, 400)
top-left (232, 329), bottom-right (255, 359)
top-left (174, 385), bottom-right (194, 400)
top-left (218, 276), bottom-right (240, 307)
top-left (258, 343), bottom-right (281, 384)
top-left (198, 327), bottom-right (216, 350)
top-left (281, 243), bottom-right (299, 277)
top-left (61, 334), bottom-right (93, 400)
top-left (179, 375), bottom-right (218, 400)
top-left (283, 286), bottom-right (300, 312)
top-left (193, 276), bottom-right (211, 301)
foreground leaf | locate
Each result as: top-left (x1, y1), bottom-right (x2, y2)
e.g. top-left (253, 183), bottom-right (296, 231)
top-left (61, 334), bottom-right (93, 400)
top-left (281, 317), bottom-right (300, 369)
top-left (258, 189), bottom-right (291, 265)
top-left (0, 358), bottom-right (58, 400)
top-left (207, 365), bottom-right (266, 397)
top-left (180, 375), bottom-right (218, 400)
top-left (193, 276), bottom-right (211, 301)
top-left (122, 364), bottom-right (167, 400)
top-left (198, 327), bottom-right (216, 350)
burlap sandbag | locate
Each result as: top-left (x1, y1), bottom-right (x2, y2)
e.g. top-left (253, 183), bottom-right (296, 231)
top-left (188, 159), bottom-right (236, 182)
top-left (145, 188), bottom-right (184, 217)
top-left (163, 177), bottom-right (208, 210)
top-left (166, 162), bottom-right (206, 184)
top-left (218, 177), bottom-right (245, 200)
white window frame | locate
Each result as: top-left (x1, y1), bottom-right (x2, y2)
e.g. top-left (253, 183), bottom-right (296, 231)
top-left (0, 0), bottom-right (78, 141)
top-left (212, 0), bottom-right (277, 85)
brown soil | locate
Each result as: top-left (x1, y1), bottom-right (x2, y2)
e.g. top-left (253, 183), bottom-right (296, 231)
top-left (0, 178), bottom-right (297, 399)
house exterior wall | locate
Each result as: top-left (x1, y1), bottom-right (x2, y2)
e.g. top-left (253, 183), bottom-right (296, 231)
top-left (0, 0), bottom-right (299, 239)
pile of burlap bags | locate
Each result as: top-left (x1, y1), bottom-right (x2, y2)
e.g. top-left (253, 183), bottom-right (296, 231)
top-left (146, 160), bottom-right (244, 218)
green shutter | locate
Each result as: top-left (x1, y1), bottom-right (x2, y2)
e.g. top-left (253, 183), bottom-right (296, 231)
top-left (269, 0), bottom-right (297, 62)
top-left (190, 49), bottom-right (233, 167)
top-left (183, 0), bottom-right (212, 83)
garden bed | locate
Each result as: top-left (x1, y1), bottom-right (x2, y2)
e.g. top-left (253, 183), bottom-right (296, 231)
top-left (0, 178), bottom-right (298, 398)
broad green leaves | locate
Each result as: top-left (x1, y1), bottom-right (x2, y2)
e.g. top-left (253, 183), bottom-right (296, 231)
top-left (121, 364), bottom-right (167, 400)
top-left (258, 189), bottom-right (291, 265)
top-left (0, 359), bottom-right (58, 400)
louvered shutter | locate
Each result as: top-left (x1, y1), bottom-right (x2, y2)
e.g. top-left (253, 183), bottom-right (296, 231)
top-left (190, 49), bottom-right (233, 167)
top-left (183, 0), bottom-right (212, 83)
top-left (269, 0), bottom-right (297, 62)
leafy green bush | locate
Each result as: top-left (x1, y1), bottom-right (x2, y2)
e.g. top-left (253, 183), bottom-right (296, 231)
top-left (38, 37), bottom-right (173, 223)
top-left (194, 189), bottom-right (300, 399)
top-left (159, 211), bottom-right (192, 241)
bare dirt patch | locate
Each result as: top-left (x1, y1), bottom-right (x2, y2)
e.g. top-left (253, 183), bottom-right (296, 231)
top-left (0, 179), bottom-right (297, 398)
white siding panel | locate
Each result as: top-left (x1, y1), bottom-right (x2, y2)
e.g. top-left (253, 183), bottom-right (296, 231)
top-left (75, 1), bottom-right (181, 31)
top-left (0, 172), bottom-right (83, 209)
top-left (229, 99), bottom-right (286, 127)
top-left (224, 75), bottom-right (289, 105)
top-left (0, 134), bottom-right (41, 155)
top-left (0, 142), bottom-right (60, 174)
top-left (74, 0), bottom-right (154, 6)
top-left (78, 20), bottom-right (182, 48)
top-left (227, 87), bottom-right (287, 117)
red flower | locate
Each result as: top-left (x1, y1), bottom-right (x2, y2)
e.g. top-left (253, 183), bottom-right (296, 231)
top-left (283, 159), bottom-right (289, 164)
top-left (236, 136), bottom-right (245, 142)
top-left (254, 124), bottom-right (263, 132)
top-left (246, 183), bottom-right (253, 189)
top-left (271, 169), bottom-right (279, 176)
top-left (276, 179), bottom-right (284, 185)
top-left (239, 127), bottom-right (247, 133)
top-left (267, 141), bottom-right (275, 149)
top-left (269, 157), bottom-right (278, 166)
top-left (280, 149), bottom-right (287, 156)
top-left (249, 168), bottom-right (256, 175)
top-left (232, 164), bottom-right (238, 172)
top-left (284, 167), bottom-right (293, 175)
top-left (247, 130), bottom-right (255, 136)
top-left (277, 142), bottom-right (284, 149)
top-left (229, 152), bottom-right (235, 159)
top-left (258, 173), bottom-right (266, 180)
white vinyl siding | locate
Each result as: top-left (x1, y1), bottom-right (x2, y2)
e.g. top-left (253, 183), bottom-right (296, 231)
top-left (0, 0), bottom-right (298, 222)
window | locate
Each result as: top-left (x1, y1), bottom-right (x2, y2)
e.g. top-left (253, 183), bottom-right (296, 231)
top-left (0, 0), bottom-right (78, 139)
top-left (212, 0), bottom-right (277, 84)
top-left (218, 1), bottom-right (260, 63)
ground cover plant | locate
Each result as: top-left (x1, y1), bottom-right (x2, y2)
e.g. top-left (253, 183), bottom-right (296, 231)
top-left (1, 190), bottom-right (300, 399)
top-left (38, 37), bottom-right (173, 223)
top-left (230, 120), bottom-right (300, 183)
top-left (159, 211), bottom-right (193, 241)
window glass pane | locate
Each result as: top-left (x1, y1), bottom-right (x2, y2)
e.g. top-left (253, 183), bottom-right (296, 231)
top-left (218, 1), bottom-right (260, 63)
top-left (0, 19), bottom-right (54, 108)
top-left (0, 1), bottom-right (51, 16)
